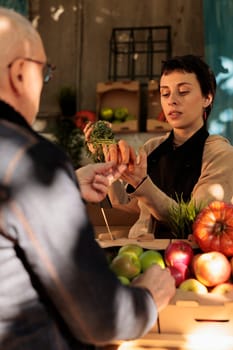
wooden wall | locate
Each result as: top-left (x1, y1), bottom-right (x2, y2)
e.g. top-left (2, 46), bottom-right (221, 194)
top-left (30, 0), bottom-right (204, 119)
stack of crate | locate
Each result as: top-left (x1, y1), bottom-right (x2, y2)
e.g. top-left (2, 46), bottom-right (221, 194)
top-left (96, 26), bottom-right (172, 133)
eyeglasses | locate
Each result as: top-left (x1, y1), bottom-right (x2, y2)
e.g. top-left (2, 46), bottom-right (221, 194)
top-left (7, 57), bottom-right (56, 83)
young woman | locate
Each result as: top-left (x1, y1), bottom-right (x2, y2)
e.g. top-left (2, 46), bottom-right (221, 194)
top-left (84, 55), bottom-right (233, 239)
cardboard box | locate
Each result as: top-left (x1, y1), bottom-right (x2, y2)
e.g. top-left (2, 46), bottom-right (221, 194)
top-left (159, 289), bottom-right (233, 335)
top-left (96, 81), bottom-right (140, 132)
top-left (98, 238), bottom-right (233, 349)
top-left (86, 202), bottom-right (139, 238)
top-left (103, 332), bottom-right (233, 350)
top-left (98, 238), bottom-right (171, 250)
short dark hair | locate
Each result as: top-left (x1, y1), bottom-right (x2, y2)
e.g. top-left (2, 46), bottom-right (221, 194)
top-left (160, 55), bottom-right (216, 118)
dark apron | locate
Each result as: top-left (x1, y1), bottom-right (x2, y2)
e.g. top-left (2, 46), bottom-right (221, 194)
top-left (147, 126), bottom-right (209, 238)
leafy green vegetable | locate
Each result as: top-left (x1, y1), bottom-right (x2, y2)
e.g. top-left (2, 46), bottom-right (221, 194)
top-left (167, 195), bottom-right (206, 239)
top-left (85, 121), bottom-right (116, 162)
top-left (53, 117), bottom-right (84, 169)
top-left (58, 86), bottom-right (76, 117)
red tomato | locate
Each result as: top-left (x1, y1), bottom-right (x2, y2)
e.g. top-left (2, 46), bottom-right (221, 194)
top-left (75, 110), bottom-right (96, 130)
top-left (192, 201), bottom-right (233, 257)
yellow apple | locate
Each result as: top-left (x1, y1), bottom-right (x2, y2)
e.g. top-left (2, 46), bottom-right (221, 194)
top-left (118, 244), bottom-right (143, 257)
top-left (210, 282), bottom-right (233, 295)
top-left (179, 278), bottom-right (208, 294)
top-left (110, 252), bottom-right (141, 280)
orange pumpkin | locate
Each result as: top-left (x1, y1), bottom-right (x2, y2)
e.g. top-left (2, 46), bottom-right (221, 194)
top-left (192, 201), bottom-right (233, 257)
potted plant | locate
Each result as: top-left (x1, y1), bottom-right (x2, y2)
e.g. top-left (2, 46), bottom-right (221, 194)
top-left (53, 117), bottom-right (84, 169)
top-left (58, 86), bottom-right (77, 117)
top-left (168, 195), bottom-right (205, 239)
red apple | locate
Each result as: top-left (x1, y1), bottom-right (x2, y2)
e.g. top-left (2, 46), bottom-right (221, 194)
top-left (168, 263), bottom-right (190, 287)
top-left (230, 256), bottom-right (233, 275)
top-left (164, 241), bottom-right (194, 267)
top-left (179, 278), bottom-right (208, 294)
top-left (192, 251), bottom-right (231, 287)
top-left (210, 282), bottom-right (233, 295)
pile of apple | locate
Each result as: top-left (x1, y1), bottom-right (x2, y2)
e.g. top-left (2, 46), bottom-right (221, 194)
top-left (100, 107), bottom-right (135, 123)
top-left (109, 241), bottom-right (233, 295)
top-left (109, 201), bottom-right (233, 295)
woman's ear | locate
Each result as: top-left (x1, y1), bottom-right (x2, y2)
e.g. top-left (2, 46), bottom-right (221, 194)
top-left (203, 93), bottom-right (213, 108)
top-left (8, 59), bottom-right (25, 95)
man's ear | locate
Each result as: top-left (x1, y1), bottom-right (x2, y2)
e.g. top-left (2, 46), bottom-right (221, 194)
top-left (8, 59), bottom-right (25, 95)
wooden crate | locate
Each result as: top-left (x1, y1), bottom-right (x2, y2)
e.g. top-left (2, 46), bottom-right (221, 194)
top-left (146, 80), bottom-right (172, 133)
top-left (96, 81), bottom-right (140, 132)
top-left (147, 80), bottom-right (161, 119)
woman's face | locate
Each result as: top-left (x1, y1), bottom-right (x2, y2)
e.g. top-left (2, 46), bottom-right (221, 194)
top-left (160, 70), bottom-right (212, 133)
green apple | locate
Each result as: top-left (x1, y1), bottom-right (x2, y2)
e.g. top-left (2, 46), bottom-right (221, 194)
top-left (118, 275), bottom-right (131, 286)
top-left (114, 107), bottom-right (128, 122)
top-left (179, 278), bottom-right (208, 294)
top-left (110, 252), bottom-right (141, 280)
top-left (139, 250), bottom-right (165, 271)
top-left (100, 107), bottom-right (114, 121)
top-left (118, 244), bottom-right (144, 258)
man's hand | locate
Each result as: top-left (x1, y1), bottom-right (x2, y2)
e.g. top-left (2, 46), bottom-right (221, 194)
top-left (131, 264), bottom-right (176, 312)
top-left (76, 162), bottom-right (126, 202)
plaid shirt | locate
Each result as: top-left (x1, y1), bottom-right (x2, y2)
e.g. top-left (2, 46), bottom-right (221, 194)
top-left (0, 100), bottom-right (156, 349)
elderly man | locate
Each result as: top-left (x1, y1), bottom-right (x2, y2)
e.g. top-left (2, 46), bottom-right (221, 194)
top-left (0, 7), bottom-right (175, 350)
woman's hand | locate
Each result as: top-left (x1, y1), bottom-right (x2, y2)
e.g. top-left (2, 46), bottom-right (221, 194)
top-left (83, 121), bottom-right (96, 154)
top-left (83, 123), bottom-right (148, 189)
top-left (121, 146), bottom-right (148, 188)
top-left (103, 140), bottom-right (148, 189)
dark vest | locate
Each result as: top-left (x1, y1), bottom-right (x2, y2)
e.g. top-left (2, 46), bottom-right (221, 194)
top-left (147, 126), bottom-right (209, 238)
